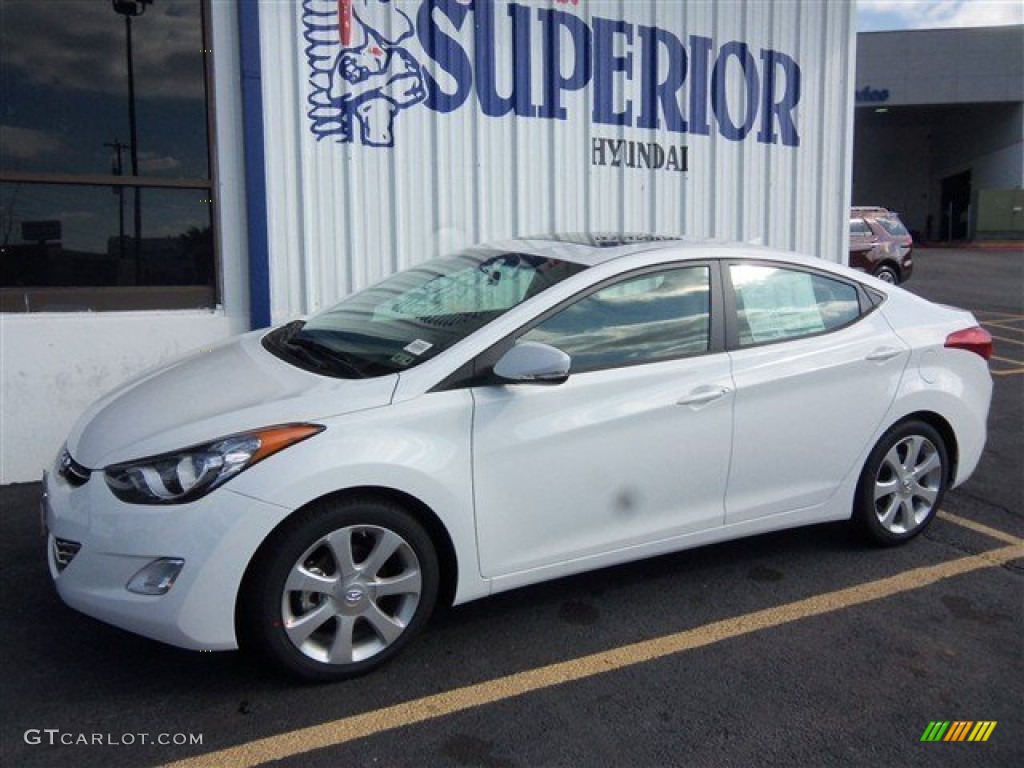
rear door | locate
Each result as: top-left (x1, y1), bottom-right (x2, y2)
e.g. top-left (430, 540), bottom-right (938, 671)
top-left (723, 263), bottom-right (909, 523)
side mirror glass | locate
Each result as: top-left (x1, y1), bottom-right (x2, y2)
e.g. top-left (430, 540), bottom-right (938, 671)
top-left (492, 341), bottom-right (571, 385)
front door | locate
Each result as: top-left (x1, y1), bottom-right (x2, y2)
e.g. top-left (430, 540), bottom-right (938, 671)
top-left (471, 264), bottom-right (734, 579)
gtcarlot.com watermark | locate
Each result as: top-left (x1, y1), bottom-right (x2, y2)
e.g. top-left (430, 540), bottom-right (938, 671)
top-left (24, 729), bottom-right (203, 747)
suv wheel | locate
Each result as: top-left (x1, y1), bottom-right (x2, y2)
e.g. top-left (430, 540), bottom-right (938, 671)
top-left (874, 265), bottom-right (899, 284)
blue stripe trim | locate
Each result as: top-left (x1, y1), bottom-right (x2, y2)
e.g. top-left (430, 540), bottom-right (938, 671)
top-left (238, 0), bottom-right (271, 329)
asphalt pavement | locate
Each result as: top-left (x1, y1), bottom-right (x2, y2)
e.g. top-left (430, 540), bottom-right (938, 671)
top-left (1, 246), bottom-right (1021, 768)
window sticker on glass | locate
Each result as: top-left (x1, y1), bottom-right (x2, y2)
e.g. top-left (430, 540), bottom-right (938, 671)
top-left (389, 353), bottom-right (416, 367)
top-left (732, 266), bottom-right (825, 343)
top-left (404, 339), bottom-right (433, 356)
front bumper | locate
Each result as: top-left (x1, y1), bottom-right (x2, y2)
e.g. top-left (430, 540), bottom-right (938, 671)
top-left (43, 460), bottom-right (291, 651)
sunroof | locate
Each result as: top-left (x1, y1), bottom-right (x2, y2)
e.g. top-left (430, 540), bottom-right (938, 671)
top-left (525, 233), bottom-right (683, 248)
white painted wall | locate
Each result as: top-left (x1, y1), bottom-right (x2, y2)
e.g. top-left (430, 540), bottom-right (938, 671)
top-left (0, 312), bottom-right (248, 482)
top-left (259, 0), bottom-right (857, 322)
top-left (0, 1), bottom-right (250, 483)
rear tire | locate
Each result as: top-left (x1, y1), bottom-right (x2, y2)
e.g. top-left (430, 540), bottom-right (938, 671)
top-left (238, 497), bottom-right (439, 681)
top-left (853, 420), bottom-right (949, 546)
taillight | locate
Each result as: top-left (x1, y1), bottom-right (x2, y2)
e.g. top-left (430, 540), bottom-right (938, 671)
top-left (945, 326), bottom-right (993, 361)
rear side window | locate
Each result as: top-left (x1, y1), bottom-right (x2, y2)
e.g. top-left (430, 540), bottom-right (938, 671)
top-left (521, 266), bottom-right (711, 373)
top-left (730, 265), bottom-right (861, 347)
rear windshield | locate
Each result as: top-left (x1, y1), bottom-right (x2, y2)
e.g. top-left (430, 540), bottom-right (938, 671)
top-left (265, 247), bottom-right (588, 378)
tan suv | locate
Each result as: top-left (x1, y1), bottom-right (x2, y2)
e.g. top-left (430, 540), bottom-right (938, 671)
top-left (849, 207), bottom-right (913, 284)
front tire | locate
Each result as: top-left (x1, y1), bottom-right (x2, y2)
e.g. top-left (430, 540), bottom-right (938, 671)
top-left (853, 420), bottom-right (949, 546)
top-left (238, 497), bottom-right (439, 681)
top-left (874, 264), bottom-right (899, 284)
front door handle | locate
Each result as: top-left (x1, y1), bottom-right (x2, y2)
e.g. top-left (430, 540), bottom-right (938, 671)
top-left (677, 386), bottom-right (731, 407)
top-left (865, 346), bottom-right (903, 362)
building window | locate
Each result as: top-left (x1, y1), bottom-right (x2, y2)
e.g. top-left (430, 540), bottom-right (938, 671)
top-left (0, 0), bottom-right (216, 312)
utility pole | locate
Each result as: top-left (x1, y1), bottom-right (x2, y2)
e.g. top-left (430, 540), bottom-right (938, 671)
top-left (112, 0), bottom-right (152, 281)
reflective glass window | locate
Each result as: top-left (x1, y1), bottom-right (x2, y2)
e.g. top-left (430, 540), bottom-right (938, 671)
top-left (522, 267), bottom-right (711, 373)
top-left (0, 0), bottom-right (215, 312)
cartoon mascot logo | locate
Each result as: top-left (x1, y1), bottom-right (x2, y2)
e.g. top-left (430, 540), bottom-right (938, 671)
top-left (303, 0), bottom-right (426, 147)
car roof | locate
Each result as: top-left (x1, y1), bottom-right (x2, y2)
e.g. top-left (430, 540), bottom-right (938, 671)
top-left (851, 206), bottom-right (902, 218)
top-left (491, 233), bottom-right (833, 271)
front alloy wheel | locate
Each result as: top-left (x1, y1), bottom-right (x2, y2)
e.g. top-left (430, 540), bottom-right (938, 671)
top-left (283, 524), bottom-right (423, 665)
top-left (240, 498), bottom-right (439, 681)
top-left (854, 420), bottom-right (949, 545)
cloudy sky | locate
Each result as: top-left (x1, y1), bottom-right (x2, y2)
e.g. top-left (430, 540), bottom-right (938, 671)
top-left (858, 0), bottom-right (1024, 31)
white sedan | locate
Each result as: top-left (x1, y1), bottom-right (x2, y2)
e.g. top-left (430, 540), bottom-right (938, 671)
top-left (43, 236), bottom-right (993, 680)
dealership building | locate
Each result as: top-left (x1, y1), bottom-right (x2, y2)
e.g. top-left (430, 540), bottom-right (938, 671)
top-left (0, 2), bottom-right (1021, 483)
top-left (853, 25), bottom-right (1024, 241)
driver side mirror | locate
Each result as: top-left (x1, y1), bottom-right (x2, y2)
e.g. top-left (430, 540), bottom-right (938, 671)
top-left (492, 341), bottom-right (571, 385)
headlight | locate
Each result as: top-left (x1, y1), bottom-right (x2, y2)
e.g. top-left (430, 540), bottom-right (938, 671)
top-left (104, 424), bottom-right (323, 504)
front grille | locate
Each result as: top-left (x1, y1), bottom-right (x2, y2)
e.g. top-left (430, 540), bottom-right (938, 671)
top-left (57, 448), bottom-right (90, 487)
top-left (52, 537), bottom-right (82, 573)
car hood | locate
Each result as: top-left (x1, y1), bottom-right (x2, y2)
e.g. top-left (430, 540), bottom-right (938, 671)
top-left (67, 329), bottom-right (398, 468)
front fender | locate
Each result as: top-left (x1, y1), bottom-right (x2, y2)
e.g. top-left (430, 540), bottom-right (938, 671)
top-left (228, 390), bottom-right (487, 604)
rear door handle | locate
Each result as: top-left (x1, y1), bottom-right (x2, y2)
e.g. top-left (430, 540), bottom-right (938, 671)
top-left (865, 346), bottom-right (903, 362)
top-left (677, 386), bottom-right (731, 406)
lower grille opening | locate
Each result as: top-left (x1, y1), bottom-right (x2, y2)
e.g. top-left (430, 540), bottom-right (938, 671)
top-left (53, 537), bottom-right (82, 573)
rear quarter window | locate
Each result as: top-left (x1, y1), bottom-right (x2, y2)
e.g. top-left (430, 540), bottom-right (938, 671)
top-left (876, 216), bottom-right (910, 237)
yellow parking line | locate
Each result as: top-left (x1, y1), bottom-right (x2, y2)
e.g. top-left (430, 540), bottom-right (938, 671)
top-left (991, 354), bottom-right (1024, 366)
top-left (982, 318), bottom-right (1024, 330)
top-left (990, 333), bottom-right (1024, 346)
top-left (992, 368), bottom-right (1024, 377)
top-left (976, 311), bottom-right (1024, 320)
top-left (159, 539), bottom-right (1024, 768)
top-left (937, 510), bottom-right (1024, 546)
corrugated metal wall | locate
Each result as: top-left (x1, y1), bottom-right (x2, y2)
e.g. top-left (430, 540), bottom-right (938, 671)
top-left (258, 0), bottom-right (855, 323)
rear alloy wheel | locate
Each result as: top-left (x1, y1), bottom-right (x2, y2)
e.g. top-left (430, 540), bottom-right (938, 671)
top-left (874, 265), bottom-right (899, 284)
top-left (240, 498), bottom-right (439, 681)
top-left (854, 420), bottom-right (949, 545)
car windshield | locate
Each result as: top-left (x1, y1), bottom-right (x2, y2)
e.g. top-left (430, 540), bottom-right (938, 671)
top-left (268, 247), bottom-right (588, 378)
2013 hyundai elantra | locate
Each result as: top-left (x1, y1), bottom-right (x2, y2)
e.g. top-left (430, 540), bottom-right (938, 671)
top-left (42, 235), bottom-right (993, 680)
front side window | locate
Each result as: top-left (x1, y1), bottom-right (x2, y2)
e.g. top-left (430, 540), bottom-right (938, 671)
top-left (521, 266), bottom-right (711, 373)
top-left (730, 265), bottom-right (861, 347)
top-left (0, 1), bottom-right (215, 312)
top-left (266, 248), bottom-right (588, 378)
top-left (849, 218), bottom-right (872, 237)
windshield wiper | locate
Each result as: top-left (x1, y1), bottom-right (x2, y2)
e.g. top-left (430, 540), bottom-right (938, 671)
top-left (287, 335), bottom-right (367, 379)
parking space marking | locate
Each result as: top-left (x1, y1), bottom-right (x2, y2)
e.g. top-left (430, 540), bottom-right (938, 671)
top-left (975, 311), bottom-right (1024, 319)
top-left (991, 354), bottom-right (1024, 366)
top-left (962, 311), bottom-right (1024, 375)
top-left (989, 333), bottom-right (1024, 346)
top-left (159, 522), bottom-right (1024, 768)
top-left (937, 510), bottom-right (1024, 546)
top-left (982, 311), bottom-right (1024, 375)
top-left (982, 318), bottom-right (1024, 330)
